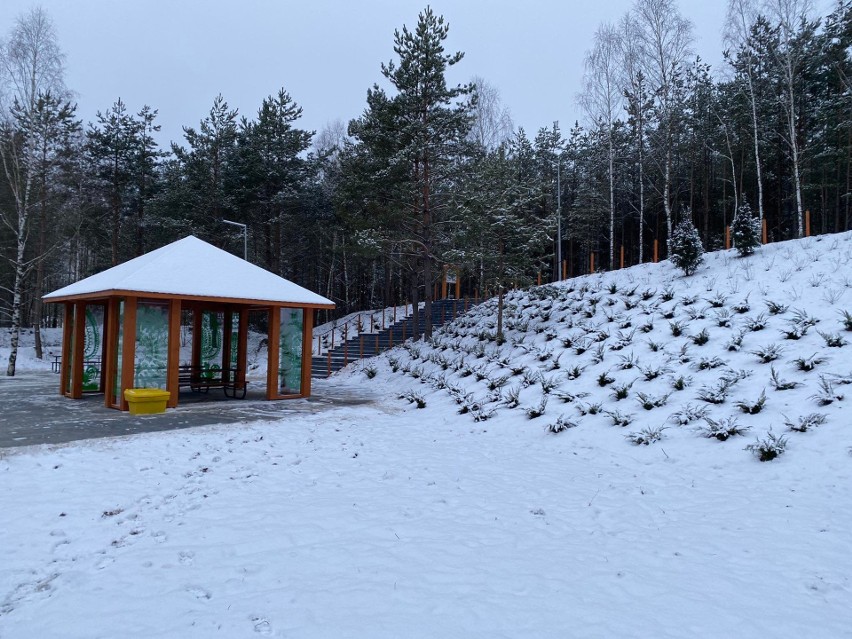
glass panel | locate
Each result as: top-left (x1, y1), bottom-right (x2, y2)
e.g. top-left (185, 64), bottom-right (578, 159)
top-left (200, 311), bottom-right (223, 379)
top-left (134, 300), bottom-right (169, 389)
top-left (82, 305), bottom-right (104, 392)
top-left (111, 300), bottom-right (124, 404)
top-left (279, 308), bottom-right (304, 395)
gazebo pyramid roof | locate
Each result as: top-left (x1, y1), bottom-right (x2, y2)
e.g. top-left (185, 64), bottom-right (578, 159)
top-left (44, 235), bottom-right (334, 307)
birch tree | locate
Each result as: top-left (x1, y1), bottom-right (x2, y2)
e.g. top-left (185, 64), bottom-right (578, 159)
top-left (581, 22), bottom-right (623, 270)
top-left (632, 0), bottom-right (693, 246)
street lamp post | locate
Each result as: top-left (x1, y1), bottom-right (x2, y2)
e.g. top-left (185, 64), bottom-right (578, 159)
top-left (222, 219), bottom-right (248, 261)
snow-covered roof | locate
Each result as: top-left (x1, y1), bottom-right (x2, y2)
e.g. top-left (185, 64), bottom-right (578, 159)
top-left (44, 236), bottom-right (334, 307)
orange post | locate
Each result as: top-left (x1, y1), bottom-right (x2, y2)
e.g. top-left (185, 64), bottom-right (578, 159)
top-left (590, 253), bottom-right (595, 274)
top-left (725, 226), bottom-right (731, 250)
top-left (653, 240), bottom-right (659, 263)
top-left (359, 335), bottom-right (363, 359)
top-left (537, 272), bottom-right (542, 286)
top-left (805, 210), bottom-right (811, 237)
top-left (441, 265), bottom-right (448, 299)
top-left (762, 218), bottom-right (767, 244)
top-left (562, 260), bottom-right (567, 280)
top-left (620, 246), bottom-right (624, 269)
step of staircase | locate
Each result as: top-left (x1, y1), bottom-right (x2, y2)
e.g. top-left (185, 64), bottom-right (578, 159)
top-left (311, 299), bottom-right (478, 379)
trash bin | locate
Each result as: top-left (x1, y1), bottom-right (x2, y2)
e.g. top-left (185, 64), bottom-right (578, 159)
top-left (124, 388), bottom-right (170, 415)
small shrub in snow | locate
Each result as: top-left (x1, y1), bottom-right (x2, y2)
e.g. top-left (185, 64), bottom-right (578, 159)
top-left (681, 294), bottom-right (699, 306)
top-left (685, 306), bottom-right (709, 321)
top-left (661, 286), bottom-right (676, 302)
top-left (617, 352), bottom-right (639, 370)
top-left (626, 425), bottom-right (666, 445)
top-left (669, 403), bottom-right (708, 425)
top-left (670, 320), bottom-right (686, 337)
top-left (690, 328), bottom-right (710, 346)
top-left (635, 392), bottom-right (670, 410)
top-left (597, 371), bottom-right (615, 387)
top-left (606, 409), bottom-right (635, 427)
top-left (696, 381), bottom-right (730, 404)
top-left (751, 343), bottom-right (784, 363)
top-left (564, 365), bottom-right (584, 381)
top-left (486, 374), bottom-right (510, 391)
top-left (521, 369), bottom-right (539, 388)
top-left (780, 323), bottom-right (808, 340)
top-left (745, 431), bottom-right (788, 462)
top-left (646, 339), bottom-right (662, 353)
top-left (591, 344), bottom-right (608, 365)
top-left (707, 293), bottom-right (728, 308)
top-left (734, 389), bottom-right (767, 414)
top-left (639, 319), bottom-right (655, 333)
top-left (670, 374), bottom-right (693, 391)
top-left (400, 390), bottom-right (426, 409)
top-left (502, 385), bottom-right (522, 408)
top-left (639, 364), bottom-right (669, 381)
top-left (610, 380), bottom-right (636, 400)
top-left (811, 375), bottom-right (844, 405)
top-left (660, 306), bottom-right (678, 320)
top-left (577, 401), bottom-right (603, 416)
top-left (769, 366), bottom-right (799, 391)
top-left (641, 288), bottom-right (656, 301)
top-left (784, 412), bottom-right (827, 432)
top-left (471, 406), bottom-right (496, 422)
top-left (764, 300), bottom-right (789, 315)
top-left (714, 309), bottom-right (733, 327)
top-left (546, 415), bottom-right (579, 434)
top-left (725, 330), bottom-right (746, 352)
top-left (525, 397), bottom-right (548, 419)
top-left (677, 344), bottom-right (692, 363)
top-left (732, 297), bottom-right (751, 314)
top-left (696, 356), bottom-right (726, 371)
top-left (700, 416), bottom-right (750, 441)
top-left (719, 368), bottom-right (752, 387)
top-left (539, 375), bottom-right (560, 395)
top-left (745, 313), bottom-right (769, 331)
top-left (840, 310), bottom-right (852, 331)
top-left (731, 202), bottom-right (762, 256)
top-left (793, 354), bottom-right (825, 372)
top-left (790, 308), bottom-right (819, 328)
top-left (817, 331), bottom-right (847, 348)
top-left (363, 364), bottom-right (378, 379)
top-left (555, 390), bottom-right (589, 403)
top-left (669, 217), bottom-right (705, 276)
top-left (388, 357), bottom-right (401, 373)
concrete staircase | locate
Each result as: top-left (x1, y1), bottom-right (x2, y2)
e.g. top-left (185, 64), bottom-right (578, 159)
top-left (311, 299), bottom-right (476, 379)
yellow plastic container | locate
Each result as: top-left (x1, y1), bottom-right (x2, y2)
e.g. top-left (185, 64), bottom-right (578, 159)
top-left (124, 388), bottom-right (171, 415)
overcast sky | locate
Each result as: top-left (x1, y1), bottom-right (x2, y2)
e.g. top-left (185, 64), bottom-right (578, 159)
top-left (0, 1), bottom-right (805, 148)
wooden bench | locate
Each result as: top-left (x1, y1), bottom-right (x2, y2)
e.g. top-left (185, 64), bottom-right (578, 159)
top-left (178, 365), bottom-right (248, 399)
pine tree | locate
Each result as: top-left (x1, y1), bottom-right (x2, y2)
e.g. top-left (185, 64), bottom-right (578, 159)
top-left (669, 214), bottom-right (704, 275)
top-left (731, 200), bottom-right (761, 256)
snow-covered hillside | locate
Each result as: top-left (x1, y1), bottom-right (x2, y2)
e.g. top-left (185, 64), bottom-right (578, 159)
top-left (1, 233), bottom-right (851, 638)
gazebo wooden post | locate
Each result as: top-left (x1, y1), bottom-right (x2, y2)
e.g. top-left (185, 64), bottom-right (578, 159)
top-left (99, 303), bottom-right (109, 393)
top-left (222, 308), bottom-right (233, 375)
top-left (60, 302), bottom-right (73, 396)
top-left (119, 297), bottom-right (138, 411)
top-left (237, 308), bottom-right (249, 390)
top-left (267, 306), bottom-right (281, 400)
top-left (70, 301), bottom-right (86, 398)
top-left (103, 298), bottom-right (118, 408)
top-left (166, 299), bottom-right (181, 408)
top-left (301, 307), bottom-right (314, 397)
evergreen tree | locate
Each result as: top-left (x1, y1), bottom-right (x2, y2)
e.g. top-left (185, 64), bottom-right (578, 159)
top-left (669, 214), bottom-right (704, 275)
top-left (731, 200), bottom-right (761, 256)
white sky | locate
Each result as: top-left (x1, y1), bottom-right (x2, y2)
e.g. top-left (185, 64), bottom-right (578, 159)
top-left (0, 0), bottom-right (790, 147)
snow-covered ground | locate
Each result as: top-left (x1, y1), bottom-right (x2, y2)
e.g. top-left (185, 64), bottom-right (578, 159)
top-left (2, 233), bottom-right (852, 637)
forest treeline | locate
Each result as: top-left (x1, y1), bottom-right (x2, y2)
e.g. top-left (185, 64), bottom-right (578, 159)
top-left (2, 0), bottom-right (852, 371)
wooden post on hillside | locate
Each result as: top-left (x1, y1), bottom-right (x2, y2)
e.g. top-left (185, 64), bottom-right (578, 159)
top-left (562, 260), bottom-right (567, 280)
top-left (590, 253), bottom-right (595, 274)
top-left (653, 240), bottom-right (659, 263)
top-left (762, 219), bottom-right (768, 244)
top-left (725, 226), bottom-right (731, 250)
top-left (441, 265), bottom-right (448, 299)
top-left (806, 210), bottom-right (811, 237)
top-left (620, 246), bottom-right (624, 269)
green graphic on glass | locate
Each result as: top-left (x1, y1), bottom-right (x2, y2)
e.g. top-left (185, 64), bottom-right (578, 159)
top-left (279, 309), bottom-right (303, 394)
top-left (200, 311), bottom-right (222, 379)
top-left (82, 307), bottom-right (103, 391)
top-left (134, 302), bottom-right (168, 389)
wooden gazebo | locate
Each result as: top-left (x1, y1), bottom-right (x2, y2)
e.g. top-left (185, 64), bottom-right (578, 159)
top-left (43, 236), bottom-right (335, 411)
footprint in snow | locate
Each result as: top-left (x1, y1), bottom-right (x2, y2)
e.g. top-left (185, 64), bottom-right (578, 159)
top-left (185, 585), bottom-right (211, 600)
top-left (151, 531), bottom-right (167, 543)
top-left (178, 551), bottom-right (195, 566)
top-left (251, 616), bottom-right (273, 635)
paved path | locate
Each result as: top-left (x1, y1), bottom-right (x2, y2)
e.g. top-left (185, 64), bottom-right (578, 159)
top-left (0, 372), bottom-right (376, 449)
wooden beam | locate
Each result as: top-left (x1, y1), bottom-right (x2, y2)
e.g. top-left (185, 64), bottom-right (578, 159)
top-left (60, 303), bottom-right (72, 396)
top-left (103, 298), bottom-right (118, 409)
top-left (267, 307), bottom-right (280, 400)
top-left (166, 299), bottom-right (181, 408)
top-left (301, 308), bottom-right (314, 397)
top-left (44, 290), bottom-right (334, 309)
top-left (120, 297), bottom-right (137, 411)
top-left (70, 301), bottom-right (86, 399)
